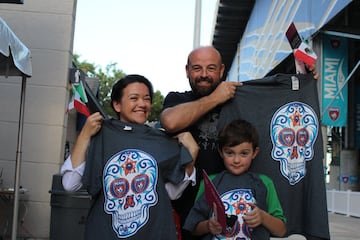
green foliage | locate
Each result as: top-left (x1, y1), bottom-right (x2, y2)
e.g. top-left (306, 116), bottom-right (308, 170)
top-left (72, 54), bottom-right (164, 121)
top-left (148, 90), bottom-right (164, 122)
top-left (96, 63), bottom-right (127, 118)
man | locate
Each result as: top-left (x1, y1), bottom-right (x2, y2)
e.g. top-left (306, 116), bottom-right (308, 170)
top-left (160, 46), bottom-right (241, 239)
top-left (160, 46), bottom-right (320, 240)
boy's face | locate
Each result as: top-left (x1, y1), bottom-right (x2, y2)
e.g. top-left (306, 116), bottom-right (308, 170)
top-left (219, 142), bottom-right (259, 176)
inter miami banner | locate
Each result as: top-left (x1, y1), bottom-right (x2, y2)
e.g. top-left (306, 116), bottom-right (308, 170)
top-left (356, 86), bottom-right (360, 148)
top-left (321, 34), bottom-right (348, 127)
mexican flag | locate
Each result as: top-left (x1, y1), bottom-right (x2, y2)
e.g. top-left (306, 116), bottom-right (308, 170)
top-left (67, 81), bottom-right (91, 117)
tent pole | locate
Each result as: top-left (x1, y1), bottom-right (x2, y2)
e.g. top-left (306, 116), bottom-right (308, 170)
top-left (11, 76), bottom-right (27, 240)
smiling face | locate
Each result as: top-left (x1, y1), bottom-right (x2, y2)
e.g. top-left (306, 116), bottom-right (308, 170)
top-left (219, 142), bottom-right (259, 176)
top-left (186, 46), bottom-right (225, 97)
top-left (112, 82), bottom-right (151, 124)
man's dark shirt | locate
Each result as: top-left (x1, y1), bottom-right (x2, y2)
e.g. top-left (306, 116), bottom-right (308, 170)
top-left (162, 91), bottom-right (225, 239)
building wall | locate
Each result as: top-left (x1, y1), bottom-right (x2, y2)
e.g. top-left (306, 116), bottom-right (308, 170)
top-left (0, 0), bottom-right (77, 238)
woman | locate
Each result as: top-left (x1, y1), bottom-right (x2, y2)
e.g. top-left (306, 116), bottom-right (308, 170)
top-left (61, 74), bottom-right (198, 239)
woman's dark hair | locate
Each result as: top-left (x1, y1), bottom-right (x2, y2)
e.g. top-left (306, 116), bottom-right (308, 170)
top-left (110, 74), bottom-right (154, 115)
top-left (218, 119), bottom-right (259, 151)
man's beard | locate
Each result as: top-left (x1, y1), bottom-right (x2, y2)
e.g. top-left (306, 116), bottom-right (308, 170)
top-left (189, 77), bottom-right (219, 97)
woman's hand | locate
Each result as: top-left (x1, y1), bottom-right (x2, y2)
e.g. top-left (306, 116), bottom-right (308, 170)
top-left (70, 112), bottom-right (103, 168)
top-left (82, 112), bottom-right (104, 138)
top-left (174, 132), bottom-right (199, 175)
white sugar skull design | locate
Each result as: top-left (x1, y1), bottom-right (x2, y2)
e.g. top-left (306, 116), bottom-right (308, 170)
top-left (216, 189), bottom-right (255, 240)
top-left (103, 149), bottom-right (158, 238)
top-left (270, 101), bottom-right (318, 185)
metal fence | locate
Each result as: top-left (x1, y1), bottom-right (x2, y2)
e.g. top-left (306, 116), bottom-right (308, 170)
top-left (327, 189), bottom-right (360, 217)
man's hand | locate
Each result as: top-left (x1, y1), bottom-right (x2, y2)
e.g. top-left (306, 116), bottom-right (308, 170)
top-left (210, 81), bottom-right (243, 105)
top-left (306, 64), bottom-right (319, 79)
top-left (295, 58), bottom-right (319, 80)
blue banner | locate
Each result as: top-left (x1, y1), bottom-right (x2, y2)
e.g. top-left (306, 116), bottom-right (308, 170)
top-left (356, 86), bottom-right (360, 148)
top-left (321, 35), bottom-right (348, 127)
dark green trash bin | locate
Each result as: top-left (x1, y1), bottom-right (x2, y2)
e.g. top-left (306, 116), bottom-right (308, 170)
top-left (49, 174), bottom-right (92, 240)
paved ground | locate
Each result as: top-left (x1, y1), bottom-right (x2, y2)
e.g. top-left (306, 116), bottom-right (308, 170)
top-left (3, 212), bottom-right (359, 239)
top-left (271, 212), bottom-right (360, 239)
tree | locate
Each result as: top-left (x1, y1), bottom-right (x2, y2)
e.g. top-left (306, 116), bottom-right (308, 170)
top-left (148, 90), bottom-right (164, 122)
top-left (72, 54), bottom-right (164, 121)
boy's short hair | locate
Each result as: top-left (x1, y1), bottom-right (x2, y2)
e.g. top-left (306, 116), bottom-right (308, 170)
top-left (218, 119), bottom-right (259, 151)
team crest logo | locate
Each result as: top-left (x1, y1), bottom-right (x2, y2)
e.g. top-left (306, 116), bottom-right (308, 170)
top-left (215, 189), bottom-right (255, 240)
top-left (328, 107), bottom-right (340, 121)
top-left (103, 149), bottom-right (158, 238)
top-left (270, 102), bottom-right (318, 185)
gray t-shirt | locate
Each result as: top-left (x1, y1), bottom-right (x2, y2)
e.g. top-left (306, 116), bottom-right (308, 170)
top-left (218, 74), bottom-right (330, 239)
top-left (83, 119), bottom-right (192, 240)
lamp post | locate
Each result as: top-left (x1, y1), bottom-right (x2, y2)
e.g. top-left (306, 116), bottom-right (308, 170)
top-left (193, 0), bottom-right (201, 48)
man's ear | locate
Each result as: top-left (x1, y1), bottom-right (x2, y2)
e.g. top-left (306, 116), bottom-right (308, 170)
top-left (220, 63), bottom-right (225, 78)
top-left (185, 64), bottom-right (190, 78)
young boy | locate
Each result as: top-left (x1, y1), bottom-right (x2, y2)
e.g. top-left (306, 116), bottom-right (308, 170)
top-left (183, 119), bottom-right (287, 239)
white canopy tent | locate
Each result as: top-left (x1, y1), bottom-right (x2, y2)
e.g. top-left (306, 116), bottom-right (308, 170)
top-left (0, 17), bottom-right (32, 240)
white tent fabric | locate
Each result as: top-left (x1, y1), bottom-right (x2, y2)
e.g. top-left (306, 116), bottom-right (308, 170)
top-left (0, 17), bottom-right (32, 77)
top-left (0, 17), bottom-right (32, 240)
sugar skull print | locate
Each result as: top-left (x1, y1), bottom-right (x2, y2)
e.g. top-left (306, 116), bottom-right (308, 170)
top-left (103, 149), bottom-right (158, 238)
top-left (270, 101), bottom-right (318, 185)
top-left (215, 189), bottom-right (255, 240)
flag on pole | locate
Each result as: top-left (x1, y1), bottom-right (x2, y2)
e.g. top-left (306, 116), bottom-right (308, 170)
top-left (67, 81), bottom-right (91, 117)
top-left (286, 22), bottom-right (317, 67)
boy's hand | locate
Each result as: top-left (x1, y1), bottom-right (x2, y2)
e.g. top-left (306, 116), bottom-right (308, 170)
top-left (242, 202), bottom-right (262, 228)
top-left (207, 217), bottom-right (222, 235)
top-left (207, 203), bottom-right (223, 235)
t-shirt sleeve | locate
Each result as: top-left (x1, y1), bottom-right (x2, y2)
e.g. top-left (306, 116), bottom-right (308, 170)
top-left (162, 92), bottom-right (180, 109)
top-left (183, 192), bottom-right (212, 233)
top-left (162, 91), bottom-right (193, 110)
top-left (259, 174), bottom-right (286, 223)
top-left (82, 132), bottom-right (104, 197)
top-left (184, 174), bottom-right (217, 233)
top-left (163, 144), bottom-right (193, 185)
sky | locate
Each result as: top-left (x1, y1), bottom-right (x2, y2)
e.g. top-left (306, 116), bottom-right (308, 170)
top-left (73, 0), bottom-right (218, 96)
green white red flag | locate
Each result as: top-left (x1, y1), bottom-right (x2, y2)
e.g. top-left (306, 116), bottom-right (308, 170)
top-left (67, 81), bottom-right (91, 117)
